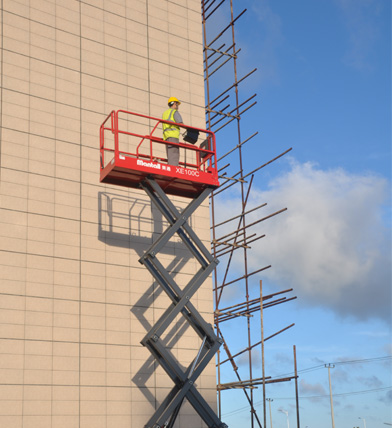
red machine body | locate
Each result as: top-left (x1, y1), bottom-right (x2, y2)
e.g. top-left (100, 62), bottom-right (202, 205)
top-left (99, 110), bottom-right (219, 198)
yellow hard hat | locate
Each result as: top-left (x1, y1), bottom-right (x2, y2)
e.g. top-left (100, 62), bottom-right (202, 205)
top-left (168, 96), bottom-right (181, 106)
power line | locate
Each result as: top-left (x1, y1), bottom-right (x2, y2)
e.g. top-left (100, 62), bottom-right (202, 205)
top-left (221, 356), bottom-right (392, 417)
top-left (274, 386), bottom-right (392, 401)
top-left (221, 356), bottom-right (392, 418)
top-left (268, 355), bottom-right (392, 381)
top-left (223, 386), bottom-right (392, 418)
top-left (334, 356), bottom-right (392, 366)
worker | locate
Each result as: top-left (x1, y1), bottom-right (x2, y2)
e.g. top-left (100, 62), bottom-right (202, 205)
top-left (162, 97), bottom-right (183, 166)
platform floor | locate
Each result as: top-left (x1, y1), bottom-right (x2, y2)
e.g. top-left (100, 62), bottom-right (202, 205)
top-left (100, 155), bottom-right (219, 198)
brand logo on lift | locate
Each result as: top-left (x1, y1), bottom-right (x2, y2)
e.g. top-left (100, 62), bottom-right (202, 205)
top-left (137, 159), bottom-right (161, 169)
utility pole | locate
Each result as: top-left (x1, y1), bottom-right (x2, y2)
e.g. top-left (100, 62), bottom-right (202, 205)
top-left (266, 398), bottom-right (273, 428)
top-left (325, 364), bottom-right (335, 428)
top-left (260, 281), bottom-right (267, 428)
top-left (293, 345), bottom-right (300, 428)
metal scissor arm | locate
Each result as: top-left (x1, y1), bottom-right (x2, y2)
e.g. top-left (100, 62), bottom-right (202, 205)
top-left (138, 177), bottom-right (228, 428)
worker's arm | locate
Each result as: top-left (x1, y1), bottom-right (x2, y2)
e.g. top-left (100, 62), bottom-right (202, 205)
top-left (173, 111), bottom-right (183, 124)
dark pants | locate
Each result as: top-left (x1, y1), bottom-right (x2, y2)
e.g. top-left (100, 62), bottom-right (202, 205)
top-left (166, 137), bottom-right (180, 166)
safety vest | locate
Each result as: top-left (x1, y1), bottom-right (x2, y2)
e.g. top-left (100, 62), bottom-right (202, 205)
top-left (162, 108), bottom-right (180, 140)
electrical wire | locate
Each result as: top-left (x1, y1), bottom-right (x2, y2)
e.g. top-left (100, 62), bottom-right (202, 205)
top-left (275, 386), bottom-right (392, 401)
top-left (221, 355), bottom-right (392, 418)
top-left (268, 355), bottom-right (392, 381)
top-left (223, 386), bottom-right (392, 417)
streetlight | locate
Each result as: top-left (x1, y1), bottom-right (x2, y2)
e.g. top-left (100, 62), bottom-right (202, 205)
top-left (266, 398), bottom-right (273, 428)
top-left (279, 409), bottom-right (289, 428)
top-left (359, 417), bottom-right (367, 428)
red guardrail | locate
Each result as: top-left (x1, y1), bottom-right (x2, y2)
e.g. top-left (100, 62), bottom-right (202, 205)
top-left (100, 110), bottom-right (218, 176)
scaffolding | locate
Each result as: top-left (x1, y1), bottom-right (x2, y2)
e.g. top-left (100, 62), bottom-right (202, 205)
top-left (202, 0), bottom-right (300, 426)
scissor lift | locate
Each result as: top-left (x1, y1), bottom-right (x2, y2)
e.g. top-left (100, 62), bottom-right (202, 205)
top-left (100, 111), bottom-right (227, 428)
top-left (100, 110), bottom-right (219, 199)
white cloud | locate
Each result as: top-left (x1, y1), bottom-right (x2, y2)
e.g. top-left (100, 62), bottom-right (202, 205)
top-left (356, 374), bottom-right (383, 388)
top-left (300, 379), bottom-right (326, 403)
top-left (383, 343), bottom-right (392, 355)
top-left (236, 348), bottom-right (261, 368)
top-left (215, 160), bottom-right (391, 322)
top-left (379, 389), bottom-right (392, 404)
top-left (332, 368), bottom-right (350, 385)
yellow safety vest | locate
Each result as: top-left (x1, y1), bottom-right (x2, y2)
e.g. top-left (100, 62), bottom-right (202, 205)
top-left (162, 108), bottom-right (180, 140)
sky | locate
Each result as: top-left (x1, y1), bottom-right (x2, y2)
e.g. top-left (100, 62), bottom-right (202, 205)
top-left (204, 0), bottom-right (391, 427)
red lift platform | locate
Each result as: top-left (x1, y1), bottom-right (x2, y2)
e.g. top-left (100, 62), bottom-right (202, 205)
top-left (100, 110), bottom-right (219, 198)
top-left (99, 110), bottom-right (227, 428)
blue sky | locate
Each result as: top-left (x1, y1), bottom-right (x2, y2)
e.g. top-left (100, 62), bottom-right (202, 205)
top-left (204, 0), bottom-right (391, 427)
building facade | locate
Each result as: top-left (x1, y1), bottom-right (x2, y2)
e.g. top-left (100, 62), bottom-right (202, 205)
top-left (0, 1), bottom-right (215, 427)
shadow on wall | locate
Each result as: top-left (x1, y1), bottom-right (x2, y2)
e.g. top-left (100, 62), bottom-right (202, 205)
top-left (130, 265), bottom-right (191, 405)
top-left (97, 191), bottom-right (193, 252)
top-left (97, 191), bottom-right (195, 404)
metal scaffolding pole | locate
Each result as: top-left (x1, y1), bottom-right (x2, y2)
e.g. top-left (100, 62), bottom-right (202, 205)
top-left (202, 0), bottom-right (299, 425)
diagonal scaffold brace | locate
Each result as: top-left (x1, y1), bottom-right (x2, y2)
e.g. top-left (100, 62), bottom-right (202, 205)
top-left (138, 177), bottom-right (228, 428)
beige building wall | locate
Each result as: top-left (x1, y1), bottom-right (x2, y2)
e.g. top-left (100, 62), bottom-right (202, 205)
top-left (0, 1), bottom-right (216, 427)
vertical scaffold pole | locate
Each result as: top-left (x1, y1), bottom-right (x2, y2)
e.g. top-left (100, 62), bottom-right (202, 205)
top-left (138, 177), bottom-right (228, 428)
